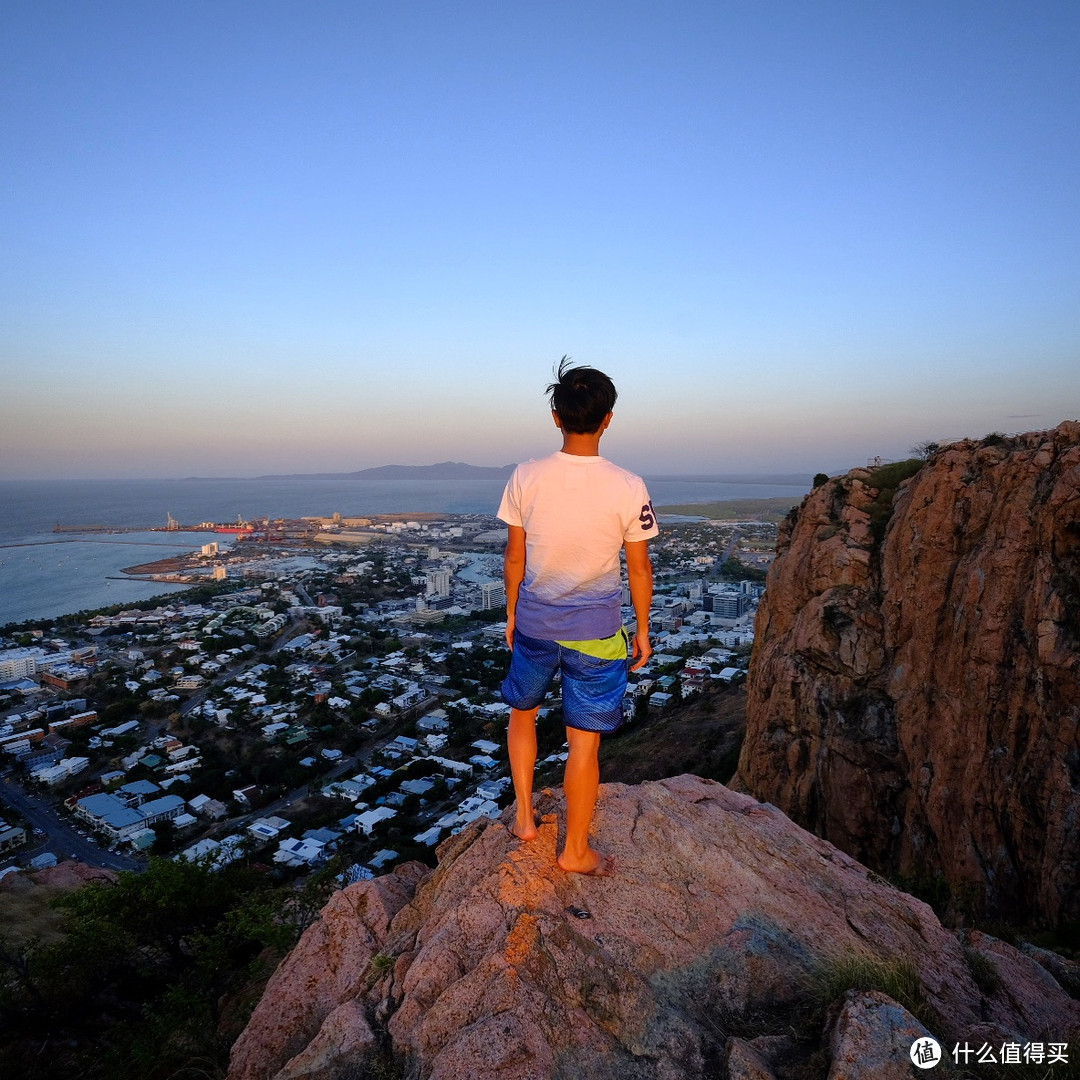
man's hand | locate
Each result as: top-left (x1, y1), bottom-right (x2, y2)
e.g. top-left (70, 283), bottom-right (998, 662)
top-left (505, 614), bottom-right (516, 651)
top-left (629, 629), bottom-right (652, 671)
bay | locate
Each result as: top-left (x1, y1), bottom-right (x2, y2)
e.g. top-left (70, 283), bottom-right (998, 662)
top-left (0, 474), bottom-right (809, 626)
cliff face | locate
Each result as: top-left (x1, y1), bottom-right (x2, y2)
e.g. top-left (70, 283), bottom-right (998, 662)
top-left (229, 778), bottom-right (1078, 1080)
top-left (738, 422), bottom-right (1080, 924)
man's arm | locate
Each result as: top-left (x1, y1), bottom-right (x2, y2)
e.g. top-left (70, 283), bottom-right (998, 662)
top-left (504, 524), bottom-right (527, 649)
top-left (624, 539), bottom-right (653, 671)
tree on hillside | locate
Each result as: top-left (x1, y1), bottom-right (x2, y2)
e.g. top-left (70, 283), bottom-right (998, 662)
top-left (0, 857), bottom-right (298, 1080)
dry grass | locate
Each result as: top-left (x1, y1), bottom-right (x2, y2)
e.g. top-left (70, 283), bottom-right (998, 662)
top-left (804, 952), bottom-right (935, 1030)
top-left (655, 496), bottom-right (801, 522)
top-left (0, 880), bottom-right (72, 949)
top-left (598, 682), bottom-right (748, 786)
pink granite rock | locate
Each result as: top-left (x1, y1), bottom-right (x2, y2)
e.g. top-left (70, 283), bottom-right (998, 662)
top-left (826, 990), bottom-right (933, 1080)
top-left (725, 1037), bottom-right (780, 1080)
top-left (229, 777), bottom-right (1080, 1080)
top-left (739, 422), bottom-right (1080, 925)
top-left (229, 860), bottom-right (427, 1080)
top-left (0, 859), bottom-right (117, 892)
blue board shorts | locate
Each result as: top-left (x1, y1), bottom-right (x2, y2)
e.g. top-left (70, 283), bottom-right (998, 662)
top-left (500, 629), bottom-right (630, 734)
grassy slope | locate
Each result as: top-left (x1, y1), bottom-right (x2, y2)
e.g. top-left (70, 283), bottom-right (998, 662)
top-left (533, 681), bottom-right (748, 789)
top-left (655, 497), bottom-right (800, 522)
top-left (0, 879), bottom-right (71, 949)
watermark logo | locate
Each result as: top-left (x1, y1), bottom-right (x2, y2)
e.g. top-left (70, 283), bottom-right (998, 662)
top-left (911, 1038), bottom-right (1071, 1068)
top-left (910, 1037), bottom-right (942, 1069)
top-left (952, 1041), bottom-right (1069, 1065)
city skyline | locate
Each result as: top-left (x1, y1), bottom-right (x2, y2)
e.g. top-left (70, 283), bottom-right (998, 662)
top-left (2, 2), bottom-right (1078, 481)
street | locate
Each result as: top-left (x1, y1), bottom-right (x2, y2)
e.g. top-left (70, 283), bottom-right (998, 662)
top-left (0, 771), bottom-right (141, 872)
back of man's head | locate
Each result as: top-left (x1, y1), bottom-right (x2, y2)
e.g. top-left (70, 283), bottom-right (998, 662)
top-left (546, 356), bottom-right (618, 434)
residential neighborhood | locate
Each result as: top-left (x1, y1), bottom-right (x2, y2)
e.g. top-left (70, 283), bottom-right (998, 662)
top-left (0, 512), bottom-right (769, 885)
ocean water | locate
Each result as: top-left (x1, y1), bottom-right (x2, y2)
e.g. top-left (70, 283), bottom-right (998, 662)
top-left (0, 475), bottom-right (808, 626)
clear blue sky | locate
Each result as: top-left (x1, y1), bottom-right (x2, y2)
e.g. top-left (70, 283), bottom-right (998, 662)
top-left (2, 1), bottom-right (1077, 480)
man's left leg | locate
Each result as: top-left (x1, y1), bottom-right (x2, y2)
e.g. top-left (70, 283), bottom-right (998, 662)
top-left (557, 725), bottom-right (609, 874)
top-left (553, 633), bottom-right (627, 874)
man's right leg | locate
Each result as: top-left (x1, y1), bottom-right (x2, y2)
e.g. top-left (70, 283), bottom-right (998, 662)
top-left (508, 706), bottom-right (540, 840)
top-left (501, 633), bottom-right (559, 843)
top-left (557, 726), bottom-right (610, 874)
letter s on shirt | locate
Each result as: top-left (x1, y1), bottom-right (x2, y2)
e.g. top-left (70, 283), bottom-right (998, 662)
top-left (639, 501), bottom-right (656, 530)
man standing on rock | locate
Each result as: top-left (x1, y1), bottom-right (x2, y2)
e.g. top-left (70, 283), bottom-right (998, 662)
top-left (498, 358), bottom-right (658, 875)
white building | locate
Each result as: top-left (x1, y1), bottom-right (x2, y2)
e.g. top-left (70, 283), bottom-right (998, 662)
top-left (355, 806), bottom-right (397, 835)
top-left (247, 815), bottom-right (290, 842)
top-left (478, 581), bottom-right (506, 611)
top-left (0, 648), bottom-right (44, 680)
top-left (30, 757), bottom-right (90, 785)
top-left (273, 836), bottom-right (327, 867)
top-left (425, 568), bottom-right (452, 597)
top-left (177, 834), bottom-right (245, 869)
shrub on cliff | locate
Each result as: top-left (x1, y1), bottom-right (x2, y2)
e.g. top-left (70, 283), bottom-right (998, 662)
top-left (866, 458), bottom-right (924, 544)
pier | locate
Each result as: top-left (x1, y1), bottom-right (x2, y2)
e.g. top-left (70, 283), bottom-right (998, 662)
top-left (1, 538), bottom-right (202, 550)
top-left (53, 524), bottom-right (156, 534)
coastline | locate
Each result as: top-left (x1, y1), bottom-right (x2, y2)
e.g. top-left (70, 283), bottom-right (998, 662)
top-left (1, 478), bottom-right (807, 627)
top-left (0, 531), bottom-right (223, 628)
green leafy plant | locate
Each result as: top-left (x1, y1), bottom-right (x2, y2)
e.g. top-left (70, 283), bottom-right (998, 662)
top-left (369, 951), bottom-right (395, 975)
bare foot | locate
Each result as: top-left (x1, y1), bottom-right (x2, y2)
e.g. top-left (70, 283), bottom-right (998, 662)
top-left (557, 850), bottom-right (615, 876)
top-left (510, 813), bottom-right (541, 842)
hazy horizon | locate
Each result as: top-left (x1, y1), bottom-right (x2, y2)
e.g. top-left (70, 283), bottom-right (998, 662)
top-left (3, 2), bottom-right (1078, 482)
top-left (0, 461), bottom-right (818, 485)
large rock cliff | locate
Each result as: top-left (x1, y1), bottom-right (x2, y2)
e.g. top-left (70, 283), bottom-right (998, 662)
top-left (229, 777), bottom-right (1078, 1080)
top-left (738, 422), bottom-right (1080, 924)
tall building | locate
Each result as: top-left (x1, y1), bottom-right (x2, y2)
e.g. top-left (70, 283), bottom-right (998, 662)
top-left (479, 581), bottom-right (506, 611)
top-left (0, 648), bottom-right (42, 680)
top-left (708, 591), bottom-right (750, 619)
top-left (426, 568), bottom-right (452, 597)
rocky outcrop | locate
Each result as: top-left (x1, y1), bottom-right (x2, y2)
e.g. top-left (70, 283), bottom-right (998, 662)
top-left (738, 422), bottom-right (1080, 924)
top-left (228, 777), bottom-right (1078, 1080)
top-left (0, 859), bottom-right (117, 892)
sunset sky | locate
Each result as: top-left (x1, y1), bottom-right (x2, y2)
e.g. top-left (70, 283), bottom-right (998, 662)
top-left (2, 1), bottom-right (1078, 480)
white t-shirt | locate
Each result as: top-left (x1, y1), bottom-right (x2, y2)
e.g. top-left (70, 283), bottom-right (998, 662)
top-left (497, 451), bottom-right (659, 640)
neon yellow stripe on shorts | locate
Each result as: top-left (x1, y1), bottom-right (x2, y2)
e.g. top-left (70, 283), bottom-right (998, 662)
top-left (555, 628), bottom-right (629, 660)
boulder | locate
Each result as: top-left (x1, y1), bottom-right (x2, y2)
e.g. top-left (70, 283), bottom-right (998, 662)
top-left (229, 777), bottom-right (1080, 1080)
top-left (826, 990), bottom-right (933, 1080)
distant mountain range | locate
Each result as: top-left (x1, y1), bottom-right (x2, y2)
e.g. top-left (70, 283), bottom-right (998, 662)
top-left (180, 462), bottom-right (517, 482)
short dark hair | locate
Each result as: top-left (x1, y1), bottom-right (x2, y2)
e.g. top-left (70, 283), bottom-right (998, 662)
top-left (546, 356), bottom-right (617, 434)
